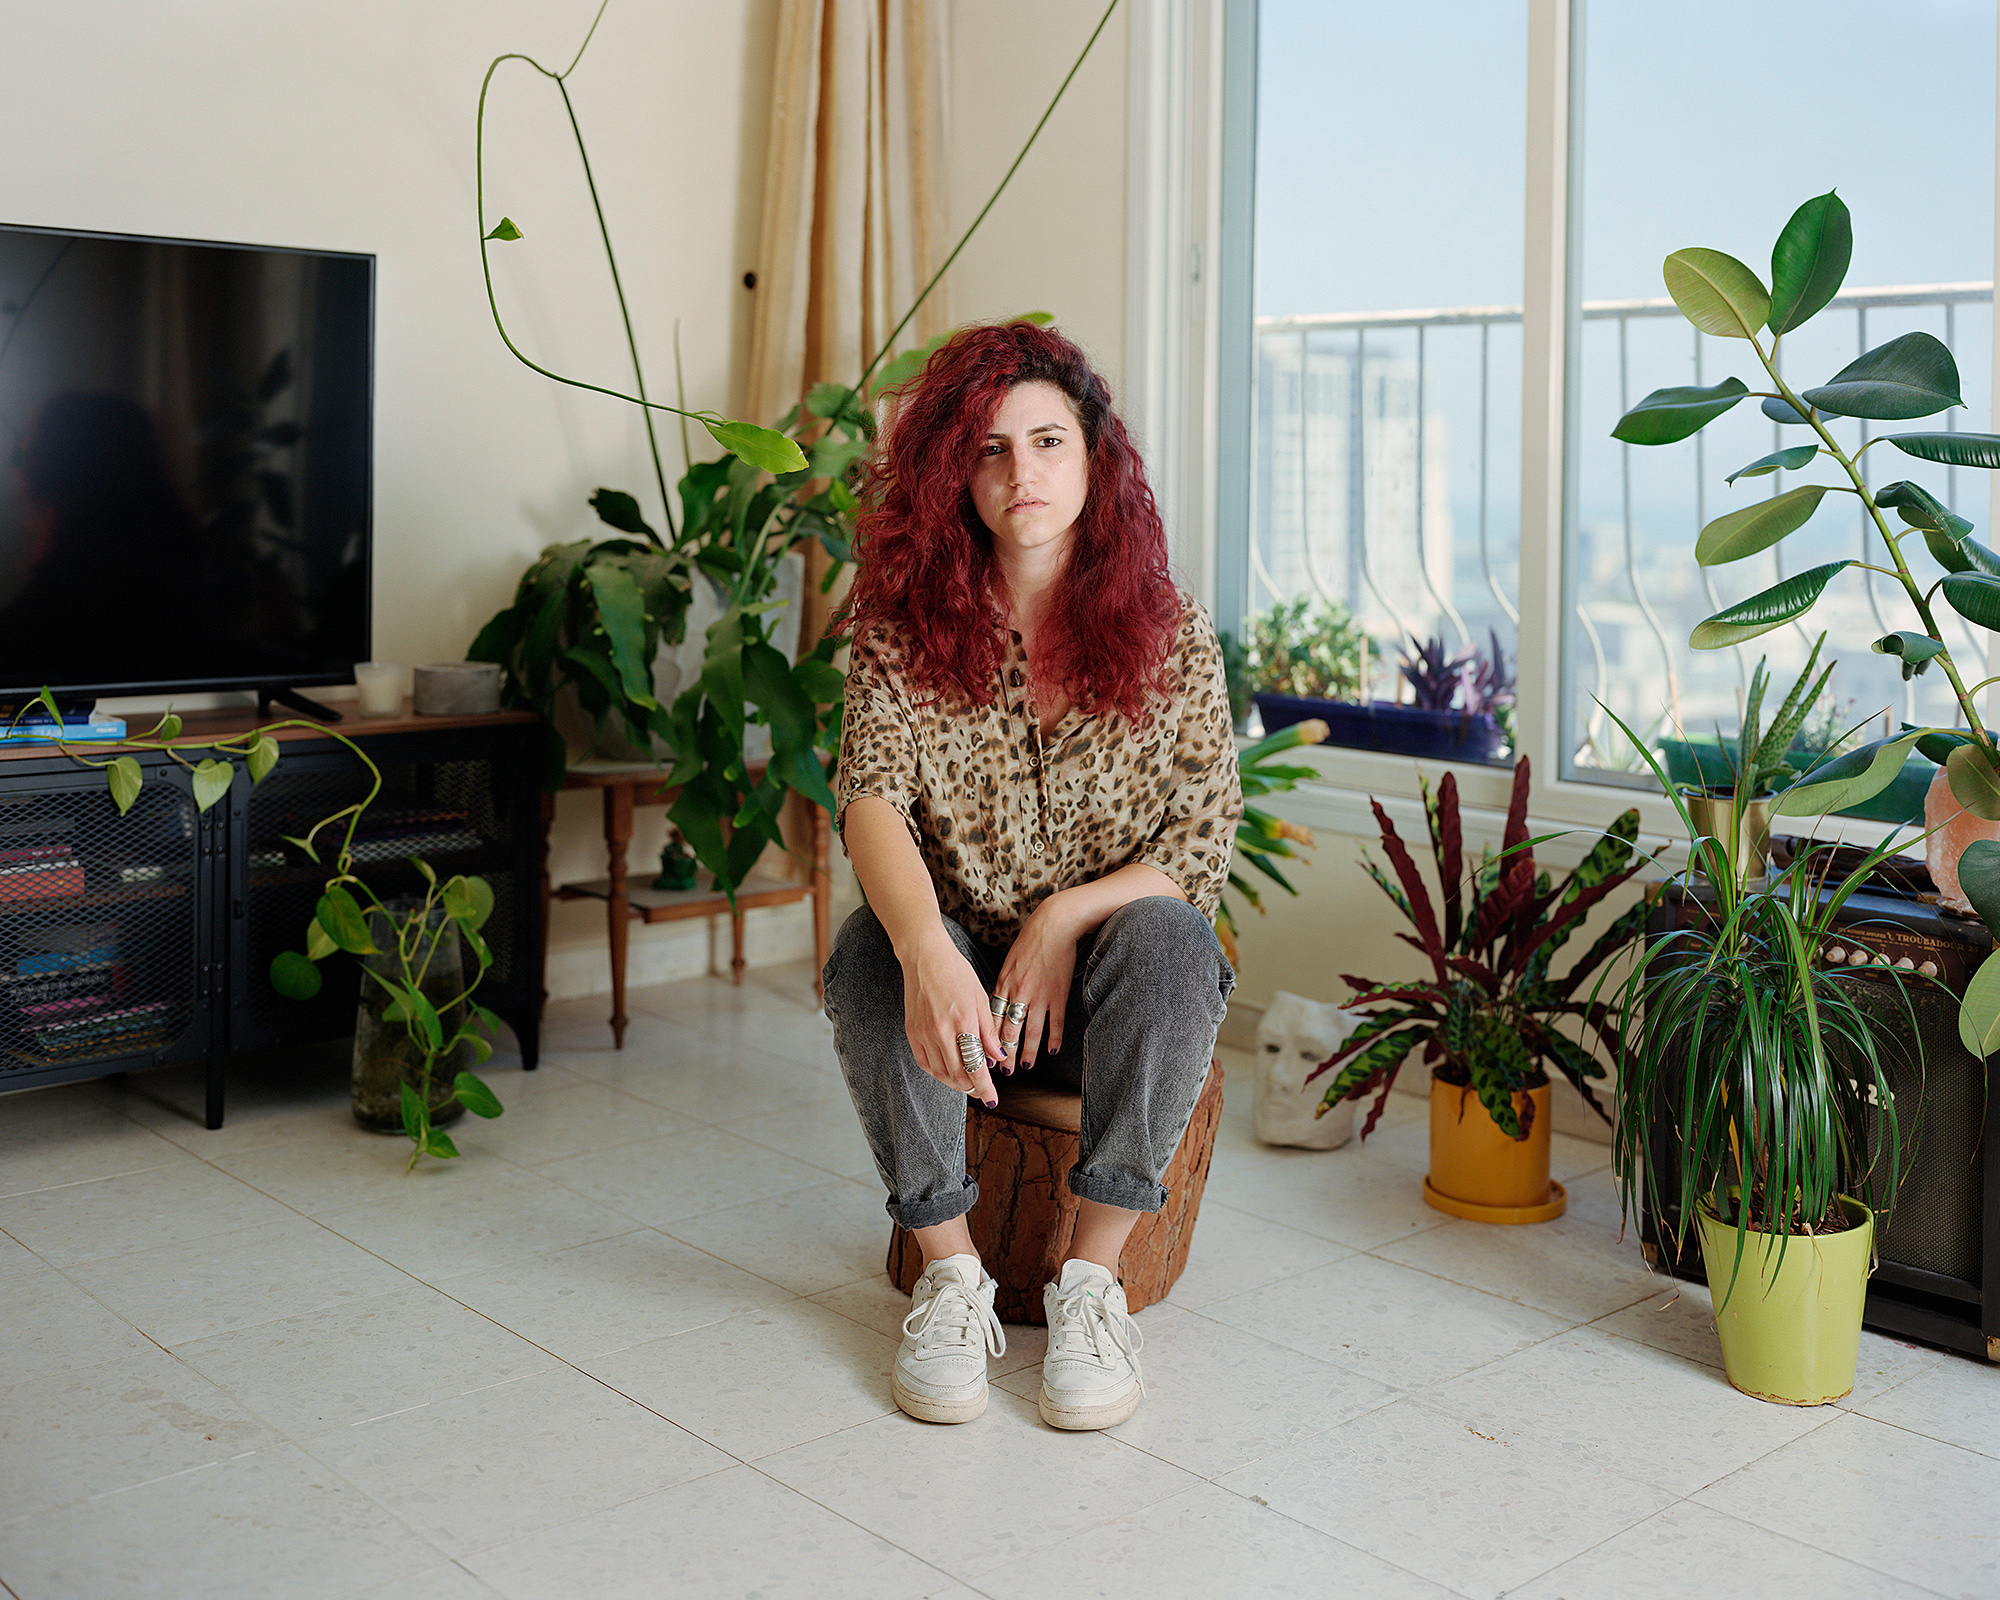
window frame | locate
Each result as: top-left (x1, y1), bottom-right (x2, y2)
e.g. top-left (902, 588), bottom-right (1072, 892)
top-left (1180, 0), bottom-right (2000, 844)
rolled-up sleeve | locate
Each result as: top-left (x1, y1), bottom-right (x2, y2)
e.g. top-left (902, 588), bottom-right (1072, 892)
top-left (834, 624), bottom-right (923, 848)
top-left (1132, 610), bottom-right (1242, 920)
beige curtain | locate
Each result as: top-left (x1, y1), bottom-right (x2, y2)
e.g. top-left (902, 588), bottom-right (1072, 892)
top-left (747, 0), bottom-right (951, 455)
top-left (745, 0), bottom-right (951, 883)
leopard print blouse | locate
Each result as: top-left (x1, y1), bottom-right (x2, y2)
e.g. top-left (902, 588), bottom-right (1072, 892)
top-left (834, 594), bottom-right (1243, 947)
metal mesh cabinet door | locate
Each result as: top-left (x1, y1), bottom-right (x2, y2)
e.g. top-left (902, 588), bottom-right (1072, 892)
top-left (230, 723), bottom-right (541, 1062)
top-left (0, 756), bottom-right (213, 1093)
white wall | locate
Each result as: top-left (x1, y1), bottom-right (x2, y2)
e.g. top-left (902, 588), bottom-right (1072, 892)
top-left (944, 3), bottom-right (1129, 399)
top-left (2, 0), bottom-right (799, 989)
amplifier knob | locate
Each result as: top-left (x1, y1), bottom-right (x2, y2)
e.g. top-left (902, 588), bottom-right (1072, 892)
top-left (1826, 945), bottom-right (1846, 963)
top-left (1848, 949), bottom-right (1872, 966)
top-left (1919, 961), bottom-right (1940, 979)
top-left (1895, 956), bottom-right (1916, 970)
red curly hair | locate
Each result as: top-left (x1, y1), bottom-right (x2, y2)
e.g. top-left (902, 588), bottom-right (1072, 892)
top-left (842, 320), bottom-right (1181, 720)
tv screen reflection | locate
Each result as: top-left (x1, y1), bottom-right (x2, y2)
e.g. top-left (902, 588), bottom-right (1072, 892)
top-left (0, 227), bottom-right (371, 700)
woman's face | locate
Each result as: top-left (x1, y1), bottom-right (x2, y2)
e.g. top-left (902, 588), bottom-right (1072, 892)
top-left (969, 379), bottom-right (1088, 565)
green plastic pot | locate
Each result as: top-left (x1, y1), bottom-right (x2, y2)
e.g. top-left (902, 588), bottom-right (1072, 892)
top-left (1696, 1195), bottom-right (1874, 1406)
top-left (1659, 736), bottom-right (1930, 825)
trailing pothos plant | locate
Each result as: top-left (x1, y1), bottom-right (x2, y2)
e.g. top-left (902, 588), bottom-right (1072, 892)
top-left (1215, 718), bottom-right (1327, 967)
top-left (265, 747), bottom-right (505, 1172)
top-left (1308, 758), bottom-right (1649, 1141)
top-left (464, 0), bottom-right (1114, 901)
top-left (6, 693), bottom-right (504, 1170)
top-left (1611, 189), bottom-right (2000, 1052)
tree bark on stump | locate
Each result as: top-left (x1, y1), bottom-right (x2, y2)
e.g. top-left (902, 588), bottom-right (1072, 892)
top-left (886, 1061), bottom-right (1225, 1324)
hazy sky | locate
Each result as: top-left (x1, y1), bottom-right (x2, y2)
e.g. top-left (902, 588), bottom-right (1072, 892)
top-left (1256, 0), bottom-right (1995, 318)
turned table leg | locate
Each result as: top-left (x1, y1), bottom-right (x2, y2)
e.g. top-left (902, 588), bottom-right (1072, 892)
top-left (604, 782), bottom-right (634, 1048)
top-left (812, 803), bottom-right (831, 1004)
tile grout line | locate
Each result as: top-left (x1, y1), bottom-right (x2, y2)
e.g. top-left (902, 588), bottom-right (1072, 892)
top-left (1215, 1471), bottom-right (1498, 1600)
top-left (1669, 1488), bottom-right (1967, 1600)
top-left (740, 1409), bottom-right (1204, 1594)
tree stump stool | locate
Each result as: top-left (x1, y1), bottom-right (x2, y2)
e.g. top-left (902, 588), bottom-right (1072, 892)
top-left (887, 1061), bottom-right (1225, 1324)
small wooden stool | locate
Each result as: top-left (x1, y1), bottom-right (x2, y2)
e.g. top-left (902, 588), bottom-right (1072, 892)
top-left (887, 1061), bottom-right (1225, 1324)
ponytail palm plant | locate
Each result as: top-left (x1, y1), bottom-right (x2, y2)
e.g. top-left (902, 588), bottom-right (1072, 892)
top-left (1611, 729), bottom-right (1920, 1285)
top-left (1614, 189), bottom-right (2000, 1052)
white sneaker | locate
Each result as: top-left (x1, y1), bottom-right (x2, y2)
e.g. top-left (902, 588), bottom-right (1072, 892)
top-left (892, 1254), bottom-right (1006, 1424)
top-left (1039, 1259), bottom-right (1145, 1430)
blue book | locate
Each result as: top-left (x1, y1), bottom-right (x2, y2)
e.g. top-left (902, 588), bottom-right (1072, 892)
top-left (0, 716), bottom-right (127, 745)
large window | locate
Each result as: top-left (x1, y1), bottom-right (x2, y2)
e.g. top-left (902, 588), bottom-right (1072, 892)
top-left (1567, 0), bottom-right (1996, 782)
top-left (1248, 0), bottom-right (1525, 764)
top-left (1225, 0), bottom-right (1999, 808)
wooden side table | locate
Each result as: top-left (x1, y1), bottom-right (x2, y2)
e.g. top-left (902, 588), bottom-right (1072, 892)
top-left (538, 760), bottom-right (832, 1048)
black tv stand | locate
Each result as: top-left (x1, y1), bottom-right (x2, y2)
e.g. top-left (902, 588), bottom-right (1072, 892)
top-left (258, 685), bottom-right (342, 723)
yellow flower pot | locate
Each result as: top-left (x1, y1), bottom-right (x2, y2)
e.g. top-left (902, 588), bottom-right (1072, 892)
top-left (1423, 1072), bottom-right (1565, 1224)
top-left (1696, 1196), bottom-right (1875, 1406)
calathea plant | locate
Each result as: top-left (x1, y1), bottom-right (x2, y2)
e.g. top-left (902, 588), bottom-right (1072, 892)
top-left (1311, 758), bottom-right (1648, 1140)
top-left (1611, 190), bottom-right (2000, 1049)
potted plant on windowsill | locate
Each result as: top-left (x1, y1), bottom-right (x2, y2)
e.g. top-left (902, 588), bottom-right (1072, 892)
top-left (1246, 597), bottom-right (1515, 765)
top-left (1667, 635), bottom-right (1835, 886)
top-left (1308, 757), bottom-right (1649, 1222)
top-left (1612, 726), bottom-right (1920, 1405)
top-left (1243, 595), bottom-right (1369, 732)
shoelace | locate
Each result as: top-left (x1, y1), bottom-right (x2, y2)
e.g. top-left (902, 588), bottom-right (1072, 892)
top-left (1047, 1283), bottom-right (1145, 1396)
top-left (904, 1274), bottom-right (1007, 1359)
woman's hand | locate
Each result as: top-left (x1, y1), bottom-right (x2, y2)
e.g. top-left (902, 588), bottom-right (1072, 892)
top-left (993, 894), bottom-right (1083, 1070)
top-left (902, 927), bottom-right (1007, 1106)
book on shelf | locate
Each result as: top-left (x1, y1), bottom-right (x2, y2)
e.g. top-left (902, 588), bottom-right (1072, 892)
top-left (0, 858), bottom-right (84, 902)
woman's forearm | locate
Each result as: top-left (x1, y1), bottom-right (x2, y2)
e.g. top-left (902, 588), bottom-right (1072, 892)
top-left (843, 796), bottom-right (955, 961)
top-left (1035, 862), bottom-right (1184, 942)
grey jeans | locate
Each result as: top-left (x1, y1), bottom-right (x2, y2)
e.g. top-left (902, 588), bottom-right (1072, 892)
top-left (822, 896), bottom-right (1235, 1229)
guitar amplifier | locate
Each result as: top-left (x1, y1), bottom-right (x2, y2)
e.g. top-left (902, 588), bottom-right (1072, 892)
top-left (1641, 866), bottom-right (2000, 1363)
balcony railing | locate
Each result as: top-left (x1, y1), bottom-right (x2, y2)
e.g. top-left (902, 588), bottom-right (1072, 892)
top-left (1252, 283), bottom-right (1994, 767)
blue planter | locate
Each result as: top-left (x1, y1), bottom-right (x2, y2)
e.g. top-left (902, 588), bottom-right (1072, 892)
top-left (1255, 693), bottom-right (1508, 764)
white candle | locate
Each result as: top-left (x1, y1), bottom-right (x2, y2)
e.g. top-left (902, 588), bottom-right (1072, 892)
top-left (353, 662), bottom-right (406, 717)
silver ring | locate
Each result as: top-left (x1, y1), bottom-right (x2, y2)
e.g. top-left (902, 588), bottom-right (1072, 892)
top-left (989, 994), bottom-right (1008, 1018)
top-left (956, 1032), bottom-right (982, 1071)
top-left (1004, 999), bottom-right (1028, 1023)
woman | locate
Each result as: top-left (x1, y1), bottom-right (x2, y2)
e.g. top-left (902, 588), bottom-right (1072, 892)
top-left (824, 320), bottom-right (1240, 1431)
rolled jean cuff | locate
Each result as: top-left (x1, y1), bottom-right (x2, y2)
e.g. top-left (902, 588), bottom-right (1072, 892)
top-left (887, 1173), bottom-right (979, 1230)
top-left (1067, 1167), bottom-right (1168, 1214)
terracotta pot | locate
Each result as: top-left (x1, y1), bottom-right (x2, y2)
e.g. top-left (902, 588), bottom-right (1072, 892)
top-left (1424, 1071), bottom-right (1565, 1223)
top-left (1923, 764), bottom-right (2000, 914)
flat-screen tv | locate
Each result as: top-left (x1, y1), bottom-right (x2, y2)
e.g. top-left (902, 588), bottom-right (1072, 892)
top-left (0, 223), bottom-right (372, 710)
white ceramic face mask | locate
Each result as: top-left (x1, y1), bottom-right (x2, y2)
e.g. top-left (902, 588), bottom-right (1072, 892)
top-left (1252, 990), bottom-right (1361, 1149)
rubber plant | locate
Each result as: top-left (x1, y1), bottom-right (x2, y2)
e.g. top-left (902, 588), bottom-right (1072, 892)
top-left (8, 693), bottom-right (504, 1170)
top-left (1610, 189), bottom-right (2000, 1053)
top-left (464, 0), bottom-right (1117, 902)
top-left (1309, 758), bottom-right (1648, 1140)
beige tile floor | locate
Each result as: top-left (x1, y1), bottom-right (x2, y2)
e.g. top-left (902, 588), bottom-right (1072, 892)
top-left (0, 960), bottom-right (1994, 1600)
